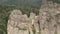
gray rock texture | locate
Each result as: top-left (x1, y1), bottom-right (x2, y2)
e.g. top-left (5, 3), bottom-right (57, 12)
top-left (7, 10), bottom-right (39, 34)
top-left (7, 10), bottom-right (29, 34)
top-left (39, 0), bottom-right (60, 34)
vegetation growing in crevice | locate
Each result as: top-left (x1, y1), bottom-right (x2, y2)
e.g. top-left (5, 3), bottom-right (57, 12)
top-left (16, 25), bottom-right (27, 30)
top-left (54, 24), bottom-right (57, 34)
top-left (28, 30), bottom-right (30, 34)
top-left (32, 25), bottom-right (36, 34)
top-left (37, 20), bottom-right (41, 34)
top-left (37, 32), bottom-right (41, 34)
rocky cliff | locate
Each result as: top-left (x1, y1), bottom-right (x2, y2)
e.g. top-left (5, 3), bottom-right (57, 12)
top-left (7, 0), bottom-right (60, 34)
top-left (39, 0), bottom-right (60, 34)
top-left (7, 9), bottom-right (39, 34)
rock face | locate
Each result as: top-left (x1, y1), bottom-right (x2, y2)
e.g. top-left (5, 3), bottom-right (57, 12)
top-left (7, 9), bottom-right (29, 34)
top-left (39, 0), bottom-right (60, 34)
top-left (7, 0), bottom-right (60, 34)
top-left (7, 9), bottom-right (39, 34)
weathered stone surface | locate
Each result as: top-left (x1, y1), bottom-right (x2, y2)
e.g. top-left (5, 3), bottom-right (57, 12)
top-left (7, 9), bottom-right (29, 34)
top-left (7, 10), bottom-right (39, 34)
top-left (55, 14), bottom-right (60, 34)
top-left (39, 0), bottom-right (60, 34)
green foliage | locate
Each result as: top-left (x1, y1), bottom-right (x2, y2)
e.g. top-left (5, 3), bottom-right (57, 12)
top-left (0, 4), bottom-right (15, 34)
top-left (0, 0), bottom-right (42, 16)
top-left (29, 31), bottom-right (30, 34)
top-left (48, 0), bottom-right (60, 3)
top-left (37, 32), bottom-right (41, 34)
top-left (32, 25), bottom-right (36, 34)
top-left (16, 26), bottom-right (27, 30)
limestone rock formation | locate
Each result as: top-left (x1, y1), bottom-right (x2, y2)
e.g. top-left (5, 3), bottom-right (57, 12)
top-left (7, 9), bottom-right (39, 34)
top-left (7, 0), bottom-right (60, 34)
top-left (39, 0), bottom-right (60, 34)
top-left (7, 9), bottom-right (29, 34)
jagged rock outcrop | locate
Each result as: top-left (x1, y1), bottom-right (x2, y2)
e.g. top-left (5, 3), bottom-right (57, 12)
top-left (7, 9), bottom-right (39, 34)
top-left (7, 9), bottom-right (29, 34)
top-left (7, 0), bottom-right (60, 34)
top-left (39, 0), bottom-right (60, 34)
top-left (29, 12), bottom-right (39, 34)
